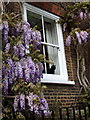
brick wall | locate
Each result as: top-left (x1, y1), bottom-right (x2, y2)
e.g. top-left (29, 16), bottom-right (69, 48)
top-left (29, 2), bottom-right (65, 17)
top-left (6, 2), bottom-right (82, 108)
top-left (29, 2), bottom-right (81, 108)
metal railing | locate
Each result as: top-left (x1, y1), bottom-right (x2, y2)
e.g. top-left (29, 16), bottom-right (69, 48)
top-left (24, 104), bottom-right (90, 120)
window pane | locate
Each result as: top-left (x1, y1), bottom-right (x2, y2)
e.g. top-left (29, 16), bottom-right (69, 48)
top-left (44, 45), bottom-right (60, 75)
top-left (44, 17), bottom-right (58, 45)
top-left (27, 10), bottom-right (42, 30)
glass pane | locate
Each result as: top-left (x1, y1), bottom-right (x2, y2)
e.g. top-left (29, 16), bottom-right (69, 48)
top-left (44, 45), bottom-right (60, 75)
top-left (44, 17), bottom-right (58, 45)
top-left (27, 10), bottom-right (42, 31)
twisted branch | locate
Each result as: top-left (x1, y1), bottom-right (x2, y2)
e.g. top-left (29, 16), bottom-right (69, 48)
top-left (76, 45), bottom-right (90, 91)
top-left (76, 47), bottom-right (83, 87)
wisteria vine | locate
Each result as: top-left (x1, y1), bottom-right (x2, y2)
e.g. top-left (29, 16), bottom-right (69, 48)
top-left (61, 2), bottom-right (90, 91)
top-left (2, 13), bottom-right (50, 118)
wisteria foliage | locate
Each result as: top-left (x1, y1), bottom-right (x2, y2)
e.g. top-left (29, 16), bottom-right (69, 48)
top-left (2, 13), bottom-right (50, 119)
top-left (62, 2), bottom-right (90, 46)
top-left (61, 2), bottom-right (90, 91)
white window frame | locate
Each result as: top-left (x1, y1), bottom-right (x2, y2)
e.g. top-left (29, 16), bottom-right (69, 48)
top-left (23, 3), bottom-right (75, 85)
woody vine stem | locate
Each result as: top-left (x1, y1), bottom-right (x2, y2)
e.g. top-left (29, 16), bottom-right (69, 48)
top-left (76, 45), bottom-right (90, 91)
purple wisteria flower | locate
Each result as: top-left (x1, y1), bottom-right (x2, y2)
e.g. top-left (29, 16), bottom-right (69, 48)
top-left (14, 62), bottom-right (18, 77)
top-left (80, 31), bottom-right (88, 43)
top-left (3, 79), bottom-right (8, 95)
top-left (36, 30), bottom-right (42, 41)
top-left (13, 45), bottom-right (19, 56)
top-left (7, 64), bottom-right (12, 84)
top-left (33, 94), bottom-right (41, 114)
top-left (7, 58), bottom-right (13, 65)
top-left (33, 30), bottom-right (42, 48)
top-left (5, 43), bottom-right (10, 53)
top-left (27, 57), bottom-right (36, 79)
top-left (18, 43), bottom-right (25, 57)
top-left (35, 63), bottom-right (40, 78)
top-left (34, 62), bottom-right (43, 83)
top-left (20, 58), bottom-right (31, 82)
top-left (24, 68), bottom-right (31, 82)
top-left (16, 62), bottom-right (23, 78)
top-left (40, 98), bottom-right (50, 116)
top-left (20, 94), bottom-right (25, 110)
top-left (20, 58), bottom-right (26, 68)
top-left (37, 62), bottom-right (43, 78)
top-left (14, 95), bottom-right (20, 112)
top-left (7, 58), bottom-right (14, 84)
top-left (26, 93), bottom-right (40, 113)
top-left (66, 35), bottom-right (71, 46)
top-left (33, 62), bottom-right (43, 83)
top-left (79, 12), bottom-right (84, 20)
top-left (24, 29), bottom-right (32, 45)
top-left (21, 22), bottom-right (32, 46)
top-left (31, 31), bottom-right (36, 41)
top-left (22, 21), bottom-right (30, 32)
top-left (3, 21), bottom-right (9, 30)
top-left (75, 31), bottom-right (82, 44)
top-left (3, 30), bottom-right (8, 43)
top-left (3, 21), bottom-right (9, 43)
top-left (10, 64), bottom-right (15, 84)
top-left (26, 92), bottom-right (34, 111)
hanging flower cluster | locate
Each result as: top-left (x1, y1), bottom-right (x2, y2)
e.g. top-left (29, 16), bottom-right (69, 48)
top-left (14, 92), bottom-right (50, 116)
top-left (16, 21), bottom-right (42, 49)
top-left (71, 9), bottom-right (90, 20)
top-left (2, 20), bottom-right (43, 93)
top-left (66, 30), bottom-right (89, 46)
top-left (62, 2), bottom-right (90, 32)
top-left (3, 57), bottom-right (44, 95)
top-left (79, 10), bottom-right (90, 20)
top-left (2, 14), bottom-right (50, 118)
top-left (3, 21), bottom-right (9, 43)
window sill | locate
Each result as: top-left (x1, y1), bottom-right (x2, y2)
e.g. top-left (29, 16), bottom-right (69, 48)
top-left (41, 74), bottom-right (75, 85)
top-left (41, 80), bottom-right (75, 85)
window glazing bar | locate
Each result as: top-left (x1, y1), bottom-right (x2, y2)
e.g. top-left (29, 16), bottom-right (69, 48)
top-left (42, 16), bottom-right (46, 42)
top-left (41, 42), bottom-right (60, 49)
top-left (42, 15), bottom-right (47, 73)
